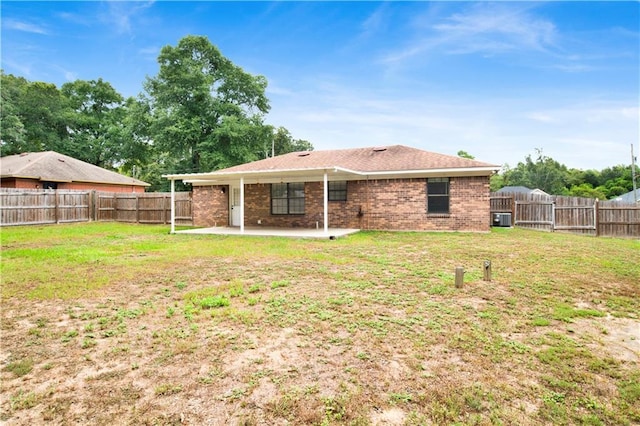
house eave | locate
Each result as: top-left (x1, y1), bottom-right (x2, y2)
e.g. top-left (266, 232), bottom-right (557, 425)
top-left (164, 166), bottom-right (498, 186)
top-left (1, 174), bottom-right (72, 183)
top-left (1, 175), bottom-right (150, 187)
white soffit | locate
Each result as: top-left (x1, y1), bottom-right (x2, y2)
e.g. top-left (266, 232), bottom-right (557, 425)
top-left (165, 166), bottom-right (498, 186)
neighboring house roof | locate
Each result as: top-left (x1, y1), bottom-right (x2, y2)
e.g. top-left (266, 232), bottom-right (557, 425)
top-left (166, 145), bottom-right (500, 185)
top-left (615, 188), bottom-right (640, 203)
top-left (496, 186), bottom-right (549, 195)
top-left (0, 151), bottom-right (149, 187)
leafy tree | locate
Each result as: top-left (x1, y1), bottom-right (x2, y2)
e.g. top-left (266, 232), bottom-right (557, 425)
top-left (0, 72), bottom-right (27, 155)
top-left (565, 183), bottom-right (607, 199)
top-left (60, 79), bottom-right (125, 168)
top-left (116, 96), bottom-right (154, 175)
top-left (267, 126), bottom-right (313, 158)
top-left (135, 151), bottom-right (185, 192)
top-left (202, 115), bottom-right (272, 170)
top-left (503, 149), bottom-right (568, 194)
top-left (23, 82), bottom-right (71, 153)
top-left (490, 170), bottom-right (506, 192)
top-left (457, 150), bottom-right (475, 160)
top-left (143, 35), bottom-right (270, 174)
top-left (1, 72), bottom-right (70, 155)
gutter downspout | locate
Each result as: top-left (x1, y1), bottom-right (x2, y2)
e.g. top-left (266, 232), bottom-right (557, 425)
top-left (170, 179), bottom-right (175, 234)
top-left (323, 172), bottom-right (328, 234)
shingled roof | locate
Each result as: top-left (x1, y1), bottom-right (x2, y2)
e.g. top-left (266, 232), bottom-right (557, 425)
top-left (165, 145), bottom-right (499, 185)
top-left (223, 145), bottom-right (496, 173)
top-left (166, 145), bottom-right (500, 186)
top-left (1, 151), bottom-right (149, 187)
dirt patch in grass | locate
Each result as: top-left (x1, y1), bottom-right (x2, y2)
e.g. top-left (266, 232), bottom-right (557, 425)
top-left (572, 316), bottom-right (640, 363)
top-left (1, 225), bottom-right (639, 424)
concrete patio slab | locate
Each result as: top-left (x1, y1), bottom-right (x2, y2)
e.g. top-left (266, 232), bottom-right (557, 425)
top-left (174, 226), bottom-right (360, 239)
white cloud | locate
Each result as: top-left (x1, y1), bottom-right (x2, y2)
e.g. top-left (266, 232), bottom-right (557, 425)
top-left (550, 63), bottom-right (595, 73)
top-left (264, 77), bottom-right (296, 97)
top-left (383, 3), bottom-right (557, 64)
top-left (359, 3), bottom-right (389, 39)
top-left (62, 70), bottom-right (78, 82)
top-left (434, 4), bottom-right (556, 52)
top-left (1, 58), bottom-right (33, 77)
top-left (100, 1), bottom-right (155, 35)
top-left (266, 78), bottom-right (638, 170)
top-left (3, 19), bottom-right (48, 35)
top-left (526, 112), bottom-right (556, 123)
top-left (56, 12), bottom-right (91, 26)
top-left (138, 46), bottom-right (160, 61)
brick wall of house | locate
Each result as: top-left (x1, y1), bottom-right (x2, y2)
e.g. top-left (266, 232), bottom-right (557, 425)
top-left (1, 177), bottom-right (146, 193)
top-left (61, 182), bottom-right (145, 193)
top-left (192, 176), bottom-right (491, 232)
top-left (242, 183), bottom-right (326, 228)
top-left (192, 185), bottom-right (229, 227)
top-left (330, 177), bottom-right (490, 232)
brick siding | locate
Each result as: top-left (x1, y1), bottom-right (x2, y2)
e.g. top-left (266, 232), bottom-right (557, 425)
top-left (192, 185), bottom-right (229, 227)
top-left (192, 176), bottom-right (491, 232)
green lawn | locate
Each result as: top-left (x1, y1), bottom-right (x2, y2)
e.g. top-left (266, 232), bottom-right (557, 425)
top-left (1, 223), bottom-right (638, 425)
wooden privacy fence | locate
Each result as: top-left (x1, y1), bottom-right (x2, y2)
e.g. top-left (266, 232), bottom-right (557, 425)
top-left (0, 189), bottom-right (91, 225)
top-left (96, 192), bottom-right (192, 225)
top-left (490, 192), bottom-right (639, 238)
top-left (0, 189), bottom-right (192, 226)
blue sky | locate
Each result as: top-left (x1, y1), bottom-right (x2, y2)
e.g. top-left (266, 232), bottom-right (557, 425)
top-left (2, 1), bottom-right (639, 171)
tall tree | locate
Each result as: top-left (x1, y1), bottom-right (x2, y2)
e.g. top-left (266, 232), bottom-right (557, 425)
top-left (1, 72), bottom-right (69, 155)
top-left (60, 79), bottom-right (125, 168)
top-left (503, 149), bottom-right (568, 194)
top-left (268, 126), bottom-right (313, 158)
top-left (143, 35), bottom-right (270, 174)
top-left (0, 72), bottom-right (27, 155)
top-left (116, 96), bottom-right (154, 175)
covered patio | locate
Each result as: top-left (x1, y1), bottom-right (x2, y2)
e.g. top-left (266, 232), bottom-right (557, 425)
top-left (175, 226), bottom-right (360, 239)
top-left (165, 165), bottom-right (362, 235)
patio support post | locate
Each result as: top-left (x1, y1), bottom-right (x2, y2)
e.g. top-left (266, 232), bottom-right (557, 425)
top-left (170, 179), bottom-right (175, 234)
top-left (240, 177), bottom-right (245, 234)
top-left (323, 172), bottom-right (328, 234)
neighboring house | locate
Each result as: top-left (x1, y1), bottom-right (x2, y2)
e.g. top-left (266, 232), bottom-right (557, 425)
top-left (165, 145), bottom-right (500, 233)
top-left (615, 189), bottom-right (640, 203)
top-left (496, 186), bottom-right (549, 196)
top-left (0, 151), bottom-right (149, 193)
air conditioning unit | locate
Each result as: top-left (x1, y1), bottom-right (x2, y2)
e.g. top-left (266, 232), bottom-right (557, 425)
top-left (492, 213), bottom-right (512, 227)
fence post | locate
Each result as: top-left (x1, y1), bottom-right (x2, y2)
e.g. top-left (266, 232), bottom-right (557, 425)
top-left (89, 191), bottom-right (94, 222)
top-left (163, 195), bottom-right (169, 224)
top-left (114, 194), bottom-right (118, 222)
top-left (595, 199), bottom-right (600, 237)
top-left (511, 196), bottom-right (516, 226)
top-left (54, 190), bottom-right (59, 224)
top-left (136, 194), bottom-right (140, 224)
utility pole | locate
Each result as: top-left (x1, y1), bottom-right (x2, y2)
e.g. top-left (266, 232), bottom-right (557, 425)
top-left (632, 144), bottom-right (638, 203)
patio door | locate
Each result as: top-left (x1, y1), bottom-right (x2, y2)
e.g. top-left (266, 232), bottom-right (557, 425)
top-left (230, 186), bottom-right (241, 226)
